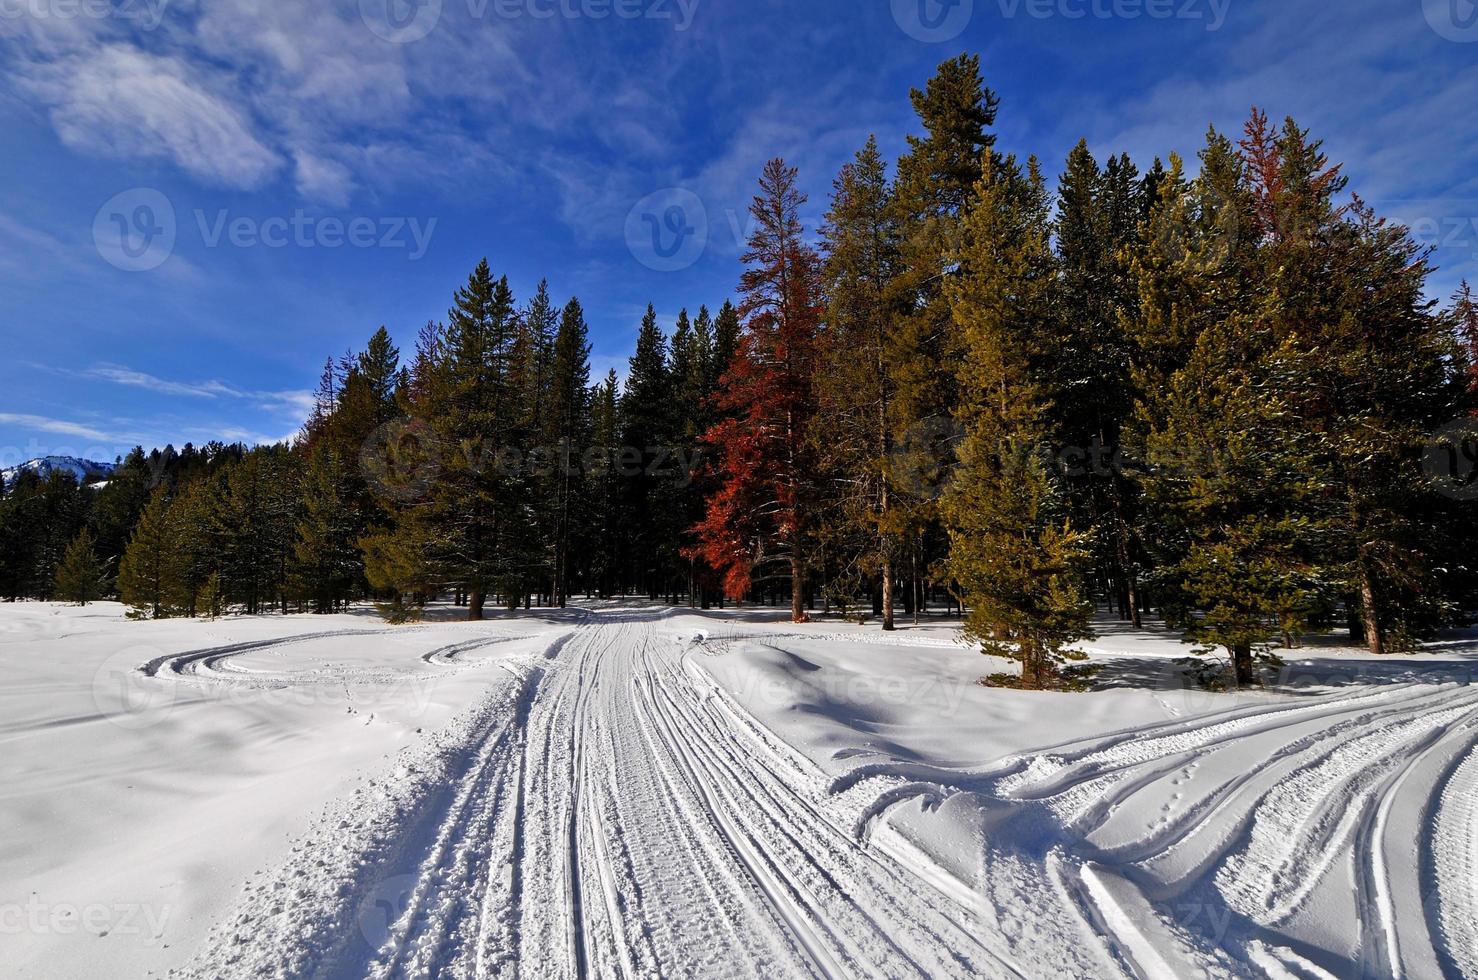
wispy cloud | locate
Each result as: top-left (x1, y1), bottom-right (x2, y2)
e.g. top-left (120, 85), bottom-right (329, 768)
top-left (0, 412), bottom-right (114, 442)
top-left (85, 365), bottom-right (238, 399)
top-left (80, 364), bottom-right (315, 416)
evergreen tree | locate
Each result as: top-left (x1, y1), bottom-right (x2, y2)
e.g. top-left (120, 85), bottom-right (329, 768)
top-left (1455, 281), bottom-right (1478, 403)
top-left (1239, 111), bottom-right (1464, 653)
top-left (712, 300), bottom-right (741, 385)
top-left (410, 259), bottom-right (529, 618)
top-left (291, 447), bottom-right (359, 613)
top-left (692, 159), bottom-right (824, 622)
top-left (816, 134), bottom-right (904, 628)
top-left (943, 153), bottom-right (1094, 689)
top-left (885, 54), bottom-right (1001, 620)
top-left (118, 488), bottom-right (176, 619)
top-left (54, 527), bottom-right (108, 606)
top-left (1052, 140), bottom-right (1145, 624)
top-left (548, 296), bottom-right (593, 605)
top-left (622, 304), bottom-right (675, 597)
top-left (92, 448), bottom-right (156, 574)
top-left (588, 370), bottom-right (623, 597)
top-left (359, 326), bottom-right (402, 416)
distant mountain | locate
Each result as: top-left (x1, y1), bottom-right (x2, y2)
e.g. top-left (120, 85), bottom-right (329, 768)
top-left (0, 456), bottom-right (118, 487)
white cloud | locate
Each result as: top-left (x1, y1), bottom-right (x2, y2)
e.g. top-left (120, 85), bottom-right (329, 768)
top-left (291, 150), bottom-right (354, 208)
top-left (81, 364), bottom-right (314, 416)
top-left (0, 413), bottom-right (114, 442)
top-left (20, 45), bottom-right (281, 189)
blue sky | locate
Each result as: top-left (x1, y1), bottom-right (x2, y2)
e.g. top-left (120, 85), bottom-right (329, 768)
top-left (1, 0), bottom-right (1475, 466)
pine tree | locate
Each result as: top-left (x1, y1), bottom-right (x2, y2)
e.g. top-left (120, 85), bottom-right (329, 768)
top-left (943, 153), bottom-right (1094, 689)
top-left (588, 370), bottom-right (623, 597)
top-left (692, 159), bottom-right (824, 622)
top-left (548, 296), bottom-right (593, 605)
top-left (1238, 111), bottom-right (1464, 654)
top-left (1455, 281), bottom-right (1478, 403)
top-left (117, 488), bottom-right (176, 619)
top-left (1052, 141), bottom-right (1145, 625)
top-left (92, 448), bottom-right (155, 573)
top-left (291, 447), bottom-right (359, 614)
top-left (885, 54), bottom-right (1001, 621)
top-left (816, 134), bottom-right (904, 628)
top-left (411, 260), bottom-right (528, 619)
top-left (54, 528), bottom-right (108, 606)
top-left (622, 304), bottom-right (675, 598)
top-left (712, 300), bottom-right (741, 385)
top-left (359, 326), bottom-right (402, 415)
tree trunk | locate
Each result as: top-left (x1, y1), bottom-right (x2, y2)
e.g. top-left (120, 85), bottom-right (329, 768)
top-left (881, 558), bottom-right (896, 631)
top-left (1232, 641), bottom-right (1255, 687)
top-left (791, 556), bottom-right (807, 624)
top-left (1359, 561), bottom-right (1385, 655)
top-left (468, 585), bottom-right (486, 622)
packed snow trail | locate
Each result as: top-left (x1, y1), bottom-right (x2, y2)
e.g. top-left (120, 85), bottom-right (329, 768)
top-left (182, 607), bottom-right (1035, 979)
top-left (172, 607), bottom-right (1478, 979)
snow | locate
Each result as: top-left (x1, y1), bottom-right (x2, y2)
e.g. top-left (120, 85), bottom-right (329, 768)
top-left (3, 601), bottom-right (1476, 978)
top-left (0, 456), bottom-right (117, 486)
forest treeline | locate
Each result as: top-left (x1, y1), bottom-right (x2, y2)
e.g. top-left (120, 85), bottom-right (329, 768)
top-left (5, 54), bottom-right (1478, 688)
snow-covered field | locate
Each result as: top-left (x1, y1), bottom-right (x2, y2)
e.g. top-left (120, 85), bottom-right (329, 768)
top-left (3, 602), bottom-right (1476, 978)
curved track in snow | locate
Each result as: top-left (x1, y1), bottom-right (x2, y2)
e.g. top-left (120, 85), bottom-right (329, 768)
top-left (180, 609), bottom-right (1034, 979)
top-left (978, 677), bottom-right (1478, 978)
top-left (169, 609), bottom-right (1478, 978)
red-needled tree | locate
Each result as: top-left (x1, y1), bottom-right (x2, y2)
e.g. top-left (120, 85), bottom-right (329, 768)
top-left (691, 159), bottom-right (824, 622)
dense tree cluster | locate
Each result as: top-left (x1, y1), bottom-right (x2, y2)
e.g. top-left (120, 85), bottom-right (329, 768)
top-left (4, 54), bottom-right (1476, 688)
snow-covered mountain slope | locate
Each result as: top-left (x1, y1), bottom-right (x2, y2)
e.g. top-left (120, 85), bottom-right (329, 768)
top-left (0, 456), bottom-right (117, 485)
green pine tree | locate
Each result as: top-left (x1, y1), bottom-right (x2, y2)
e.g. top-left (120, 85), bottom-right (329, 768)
top-left (816, 134), bottom-right (905, 628)
top-left (117, 487), bottom-right (176, 619)
top-left (54, 527), bottom-right (108, 606)
top-left (943, 153), bottom-right (1095, 689)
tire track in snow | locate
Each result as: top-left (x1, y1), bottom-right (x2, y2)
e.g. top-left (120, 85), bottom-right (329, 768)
top-left (970, 675), bottom-right (1478, 976)
top-left (182, 608), bottom-right (1039, 979)
top-left (1433, 742), bottom-right (1478, 977)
